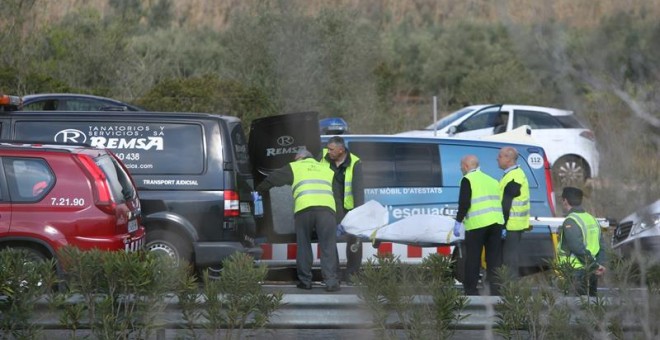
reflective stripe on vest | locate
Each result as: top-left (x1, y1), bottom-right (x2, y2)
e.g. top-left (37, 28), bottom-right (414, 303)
top-left (557, 212), bottom-right (601, 269)
top-left (321, 149), bottom-right (360, 209)
top-left (499, 167), bottom-right (530, 231)
top-left (290, 158), bottom-right (336, 213)
top-left (463, 170), bottom-right (504, 230)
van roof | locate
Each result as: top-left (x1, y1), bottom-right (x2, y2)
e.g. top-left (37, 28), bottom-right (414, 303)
top-left (322, 134), bottom-right (546, 153)
top-left (5, 109), bottom-right (242, 123)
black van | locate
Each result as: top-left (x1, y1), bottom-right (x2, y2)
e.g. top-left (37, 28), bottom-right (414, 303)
top-left (0, 110), bottom-right (261, 276)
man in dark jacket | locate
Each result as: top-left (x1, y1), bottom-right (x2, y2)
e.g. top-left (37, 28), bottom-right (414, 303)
top-left (556, 187), bottom-right (606, 296)
top-left (454, 155), bottom-right (504, 295)
top-left (320, 136), bottom-right (364, 284)
top-left (257, 149), bottom-right (340, 292)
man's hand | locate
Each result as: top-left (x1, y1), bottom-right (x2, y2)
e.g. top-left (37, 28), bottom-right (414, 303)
top-left (256, 180), bottom-right (270, 193)
top-left (453, 221), bottom-right (464, 237)
top-left (595, 265), bottom-right (606, 276)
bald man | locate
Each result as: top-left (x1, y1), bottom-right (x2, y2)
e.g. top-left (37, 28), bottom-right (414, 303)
top-left (455, 155), bottom-right (505, 295)
top-left (497, 147), bottom-right (530, 280)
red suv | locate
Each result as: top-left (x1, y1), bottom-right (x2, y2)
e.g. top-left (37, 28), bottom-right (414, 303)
top-left (0, 142), bottom-right (145, 263)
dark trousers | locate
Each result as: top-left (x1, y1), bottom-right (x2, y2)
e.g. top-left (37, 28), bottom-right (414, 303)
top-left (344, 233), bottom-right (363, 281)
top-left (464, 223), bottom-right (503, 295)
top-left (335, 207), bottom-right (363, 283)
top-left (335, 233), bottom-right (363, 282)
top-left (502, 230), bottom-right (523, 279)
top-left (573, 269), bottom-right (598, 297)
top-left (295, 208), bottom-right (339, 287)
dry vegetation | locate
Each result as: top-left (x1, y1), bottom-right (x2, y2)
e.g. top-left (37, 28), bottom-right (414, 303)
top-left (31, 0), bottom-right (660, 30)
top-left (4, 0), bottom-right (658, 218)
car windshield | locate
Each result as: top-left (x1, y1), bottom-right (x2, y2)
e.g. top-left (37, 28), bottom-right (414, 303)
top-left (424, 107), bottom-right (476, 130)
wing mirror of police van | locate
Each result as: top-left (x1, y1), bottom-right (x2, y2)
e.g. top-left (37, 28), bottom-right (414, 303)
top-left (447, 125), bottom-right (457, 136)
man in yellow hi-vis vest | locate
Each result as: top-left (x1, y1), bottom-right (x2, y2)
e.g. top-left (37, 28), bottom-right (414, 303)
top-left (320, 136), bottom-right (364, 285)
top-left (497, 147), bottom-right (530, 279)
top-left (557, 187), bottom-right (606, 296)
top-left (257, 149), bottom-right (340, 292)
top-left (454, 155), bottom-right (505, 295)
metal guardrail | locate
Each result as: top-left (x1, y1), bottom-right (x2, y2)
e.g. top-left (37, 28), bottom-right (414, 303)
top-left (16, 286), bottom-right (647, 330)
top-left (23, 291), bottom-right (499, 330)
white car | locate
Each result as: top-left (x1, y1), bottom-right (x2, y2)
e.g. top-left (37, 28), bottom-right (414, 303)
top-left (396, 104), bottom-right (600, 186)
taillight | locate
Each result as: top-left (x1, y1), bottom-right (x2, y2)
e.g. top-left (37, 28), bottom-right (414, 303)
top-left (75, 154), bottom-right (116, 214)
top-left (543, 153), bottom-right (556, 216)
top-left (579, 130), bottom-right (595, 142)
top-left (224, 190), bottom-right (240, 217)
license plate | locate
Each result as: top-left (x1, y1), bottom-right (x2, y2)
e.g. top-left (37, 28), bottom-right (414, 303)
top-left (240, 202), bottom-right (251, 213)
top-left (128, 219), bottom-right (138, 233)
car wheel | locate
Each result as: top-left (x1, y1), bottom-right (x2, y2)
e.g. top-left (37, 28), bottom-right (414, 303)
top-left (145, 229), bottom-right (193, 268)
top-left (11, 247), bottom-right (52, 289)
top-left (199, 265), bottom-right (223, 280)
top-left (13, 246), bottom-right (49, 263)
top-left (552, 156), bottom-right (589, 187)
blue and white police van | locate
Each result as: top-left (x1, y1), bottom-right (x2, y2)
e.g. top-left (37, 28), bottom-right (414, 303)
top-left (249, 112), bottom-right (558, 278)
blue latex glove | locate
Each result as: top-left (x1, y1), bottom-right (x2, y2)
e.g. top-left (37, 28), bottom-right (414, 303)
top-left (453, 221), bottom-right (463, 237)
top-left (501, 228), bottom-right (507, 240)
top-left (336, 224), bottom-right (346, 237)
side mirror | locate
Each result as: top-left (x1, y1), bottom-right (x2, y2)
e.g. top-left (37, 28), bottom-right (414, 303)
top-left (448, 125), bottom-right (457, 136)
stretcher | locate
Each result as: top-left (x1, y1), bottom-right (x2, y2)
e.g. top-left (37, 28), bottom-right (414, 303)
top-left (339, 200), bottom-right (463, 247)
top-left (340, 200), bottom-right (612, 248)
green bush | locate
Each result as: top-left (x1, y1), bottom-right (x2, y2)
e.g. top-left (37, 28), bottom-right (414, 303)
top-left (53, 247), bottom-right (180, 339)
top-left (136, 74), bottom-right (275, 123)
top-left (184, 252), bottom-right (283, 340)
top-left (357, 253), bottom-right (466, 339)
top-left (0, 248), bottom-right (57, 339)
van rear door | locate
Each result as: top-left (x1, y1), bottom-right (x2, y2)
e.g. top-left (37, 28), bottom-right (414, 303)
top-left (248, 112), bottom-right (322, 242)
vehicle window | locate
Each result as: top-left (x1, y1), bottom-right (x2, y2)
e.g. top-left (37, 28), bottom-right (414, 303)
top-left (3, 158), bottom-right (55, 202)
top-left (95, 154), bottom-right (135, 203)
top-left (61, 99), bottom-right (110, 111)
top-left (14, 121), bottom-right (204, 175)
top-left (554, 115), bottom-right (586, 129)
top-left (440, 144), bottom-right (539, 188)
top-left (23, 99), bottom-right (58, 111)
top-left (456, 107), bottom-right (501, 133)
top-left (426, 107), bottom-right (475, 130)
top-left (229, 123), bottom-right (251, 174)
top-left (349, 142), bottom-right (442, 187)
top-left (513, 110), bottom-right (563, 129)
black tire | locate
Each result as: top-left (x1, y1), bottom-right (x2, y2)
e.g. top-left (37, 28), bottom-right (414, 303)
top-left (552, 156), bottom-right (589, 187)
top-left (14, 246), bottom-right (49, 263)
top-left (11, 246), bottom-right (54, 289)
top-left (145, 229), bottom-right (193, 268)
top-left (451, 243), bottom-right (466, 283)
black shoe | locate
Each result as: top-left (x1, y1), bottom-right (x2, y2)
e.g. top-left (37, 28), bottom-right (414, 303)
top-left (296, 282), bottom-right (312, 290)
top-left (325, 285), bottom-right (341, 292)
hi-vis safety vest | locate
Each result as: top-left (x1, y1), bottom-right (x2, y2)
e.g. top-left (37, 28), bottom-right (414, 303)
top-left (499, 166), bottom-right (530, 231)
top-left (463, 170), bottom-right (504, 230)
top-left (320, 148), bottom-right (360, 209)
top-left (557, 212), bottom-right (601, 269)
top-left (290, 158), bottom-right (336, 214)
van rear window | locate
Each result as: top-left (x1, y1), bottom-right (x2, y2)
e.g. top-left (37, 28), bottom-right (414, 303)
top-left (229, 123), bottom-right (252, 174)
top-left (14, 121), bottom-right (204, 175)
top-left (349, 142), bottom-right (442, 188)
